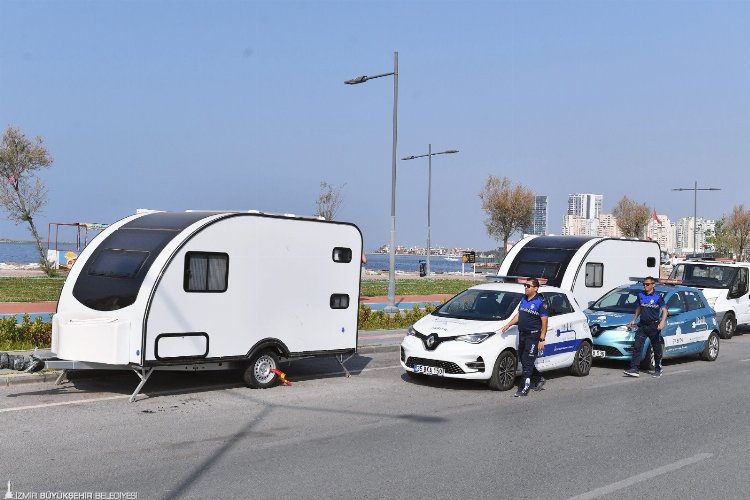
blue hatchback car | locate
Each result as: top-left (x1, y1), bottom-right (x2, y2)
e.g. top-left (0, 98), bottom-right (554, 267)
top-left (585, 280), bottom-right (720, 370)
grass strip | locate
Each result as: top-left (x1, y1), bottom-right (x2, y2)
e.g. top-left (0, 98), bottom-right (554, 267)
top-left (0, 277), bottom-right (66, 302)
top-left (359, 278), bottom-right (483, 297)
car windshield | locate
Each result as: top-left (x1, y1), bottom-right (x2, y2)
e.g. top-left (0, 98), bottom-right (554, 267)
top-left (589, 288), bottom-right (667, 313)
top-left (433, 289), bottom-right (522, 321)
top-left (670, 263), bottom-right (738, 289)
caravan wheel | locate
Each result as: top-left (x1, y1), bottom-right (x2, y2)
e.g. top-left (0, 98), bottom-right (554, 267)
top-left (243, 350), bottom-right (279, 389)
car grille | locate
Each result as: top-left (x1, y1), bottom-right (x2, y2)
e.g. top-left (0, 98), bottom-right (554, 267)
top-left (597, 345), bottom-right (625, 357)
top-left (406, 357), bottom-right (465, 374)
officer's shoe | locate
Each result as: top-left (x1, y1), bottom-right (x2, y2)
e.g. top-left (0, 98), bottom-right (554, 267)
top-left (623, 369), bottom-right (640, 377)
top-left (533, 377), bottom-right (546, 391)
top-left (652, 369), bottom-right (663, 378)
top-left (514, 379), bottom-right (531, 397)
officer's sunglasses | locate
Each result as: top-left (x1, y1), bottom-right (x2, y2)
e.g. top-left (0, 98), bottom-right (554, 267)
top-left (644, 282), bottom-right (655, 287)
top-left (524, 284), bottom-right (536, 288)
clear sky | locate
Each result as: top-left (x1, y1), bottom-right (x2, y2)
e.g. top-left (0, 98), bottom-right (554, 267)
top-left (1, 0), bottom-right (748, 251)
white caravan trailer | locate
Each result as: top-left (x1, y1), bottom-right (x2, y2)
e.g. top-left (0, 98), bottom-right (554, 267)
top-left (497, 236), bottom-right (660, 307)
top-left (46, 210), bottom-right (362, 401)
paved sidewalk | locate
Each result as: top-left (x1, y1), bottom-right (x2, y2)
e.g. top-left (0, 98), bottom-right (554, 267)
top-left (0, 301), bottom-right (57, 314)
top-left (359, 294), bottom-right (452, 304)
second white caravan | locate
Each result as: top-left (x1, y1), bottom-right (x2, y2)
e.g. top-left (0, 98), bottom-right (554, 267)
top-left (497, 235), bottom-right (660, 306)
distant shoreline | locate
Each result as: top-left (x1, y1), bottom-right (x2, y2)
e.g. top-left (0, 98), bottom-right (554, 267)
top-left (0, 239), bottom-right (35, 244)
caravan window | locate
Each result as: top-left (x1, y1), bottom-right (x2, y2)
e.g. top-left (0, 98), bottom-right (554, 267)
top-left (184, 252), bottom-right (229, 292)
top-left (332, 247), bottom-right (353, 263)
top-left (513, 262), bottom-right (561, 282)
top-left (585, 262), bottom-right (603, 287)
top-left (88, 250), bottom-right (149, 279)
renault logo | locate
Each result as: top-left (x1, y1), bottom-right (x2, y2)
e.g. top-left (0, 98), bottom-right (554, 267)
top-left (425, 333), bottom-right (439, 350)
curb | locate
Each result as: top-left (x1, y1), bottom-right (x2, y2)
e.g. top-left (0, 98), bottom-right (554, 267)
top-left (353, 344), bottom-right (400, 355)
top-left (2, 371), bottom-right (61, 387)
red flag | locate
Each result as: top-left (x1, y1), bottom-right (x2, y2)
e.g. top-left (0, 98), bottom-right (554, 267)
top-left (653, 209), bottom-right (662, 225)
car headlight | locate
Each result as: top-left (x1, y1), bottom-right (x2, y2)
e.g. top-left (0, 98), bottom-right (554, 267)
top-left (455, 332), bottom-right (494, 344)
top-left (407, 326), bottom-right (420, 336)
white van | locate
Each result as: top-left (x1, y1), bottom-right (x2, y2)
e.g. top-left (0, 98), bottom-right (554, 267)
top-left (669, 259), bottom-right (750, 338)
top-left (47, 210), bottom-right (362, 400)
top-left (498, 236), bottom-right (661, 307)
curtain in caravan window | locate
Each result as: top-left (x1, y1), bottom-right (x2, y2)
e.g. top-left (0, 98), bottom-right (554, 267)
top-left (207, 254), bottom-right (227, 291)
top-left (188, 257), bottom-right (208, 291)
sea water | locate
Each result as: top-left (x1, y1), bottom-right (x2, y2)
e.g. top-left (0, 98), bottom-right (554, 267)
top-left (365, 253), bottom-right (491, 274)
top-left (0, 241), bottom-right (44, 264)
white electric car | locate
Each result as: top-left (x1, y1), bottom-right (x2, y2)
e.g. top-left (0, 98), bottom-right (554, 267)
top-left (400, 280), bottom-right (594, 391)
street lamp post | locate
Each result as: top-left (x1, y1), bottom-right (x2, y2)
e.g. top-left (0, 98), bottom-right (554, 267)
top-left (402, 145), bottom-right (459, 277)
top-left (346, 52), bottom-right (399, 313)
top-left (672, 181), bottom-right (721, 257)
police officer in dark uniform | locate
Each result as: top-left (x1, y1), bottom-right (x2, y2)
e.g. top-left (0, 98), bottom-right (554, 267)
top-left (625, 276), bottom-right (667, 378)
top-left (501, 278), bottom-right (549, 397)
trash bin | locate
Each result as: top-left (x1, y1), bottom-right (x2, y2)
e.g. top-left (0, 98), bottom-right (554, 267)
top-left (419, 260), bottom-right (427, 277)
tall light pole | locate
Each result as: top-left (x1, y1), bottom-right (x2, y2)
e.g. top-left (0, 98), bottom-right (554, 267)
top-left (402, 145), bottom-right (459, 277)
top-left (672, 181), bottom-right (721, 257)
top-left (346, 52), bottom-right (399, 313)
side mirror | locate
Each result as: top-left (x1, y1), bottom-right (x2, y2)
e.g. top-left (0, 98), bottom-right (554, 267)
top-left (587, 301), bottom-right (595, 308)
top-left (667, 307), bottom-right (682, 317)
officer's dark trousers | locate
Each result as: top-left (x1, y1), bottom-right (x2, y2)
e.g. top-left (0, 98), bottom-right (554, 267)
top-left (518, 331), bottom-right (542, 387)
top-left (629, 322), bottom-right (663, 371)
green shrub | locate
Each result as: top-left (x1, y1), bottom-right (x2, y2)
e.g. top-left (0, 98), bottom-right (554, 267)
top-left (358, 303), bottom-right (438, 330)
top-left (0, 314), bottom-right (52, 350)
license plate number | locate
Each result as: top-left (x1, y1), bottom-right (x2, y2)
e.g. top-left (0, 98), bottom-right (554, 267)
top-left (592, 349), bottom-right (606, 358)
top-left (414, 364), bottom-right (445, 376)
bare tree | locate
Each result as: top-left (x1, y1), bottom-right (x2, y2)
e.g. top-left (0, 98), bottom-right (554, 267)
top-left (612, 196), bottom-right (651, 238)
top-left (314, 181), bottom-right (345, 221)
top-left (0, 126), bottom-right (55, 275)
top-left (725, 205), bottom-right (750, 260)
top-left (478, 176), bottom-right (535, 255)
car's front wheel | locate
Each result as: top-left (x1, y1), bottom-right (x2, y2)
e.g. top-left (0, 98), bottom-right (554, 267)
top-left (570, 341), bottom-right (593, 376)
top-left (488, 351), bottom-right (517, 391)
top-left (719, 313), bottom-right (736, 339)
top-left (700, 331), bottom-right (720, 361)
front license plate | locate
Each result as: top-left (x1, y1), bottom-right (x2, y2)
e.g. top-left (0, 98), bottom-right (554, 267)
top-left (592, 349), bottom-right (606, 358)
top-left (414, 364), bottom-right (445, 376)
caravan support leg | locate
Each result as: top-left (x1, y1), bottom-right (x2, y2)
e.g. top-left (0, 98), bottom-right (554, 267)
top-left (129, 367), bottom-right (154, 403)
top-left (55, 370), bottom-right (68, 385)
top-left (336, 353), bottom-right (355, 378)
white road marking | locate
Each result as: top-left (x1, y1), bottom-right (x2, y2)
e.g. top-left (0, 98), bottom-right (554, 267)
top-left (0, 394), bottom-right (127, 413)
top-left (739, 359), bottom-right (750, 362)
top-left (0, 365), bottom-right (405, 413)
top-left (567, 453), bottom-right (713, 500)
